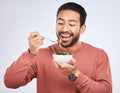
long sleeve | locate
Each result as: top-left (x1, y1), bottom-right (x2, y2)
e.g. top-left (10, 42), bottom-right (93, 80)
top-left (4, 51), bottom-right (37, 88)
top-left (74, 50), bottom-right (112, 93)
top-left (4, 43), bottom-right (112, 93)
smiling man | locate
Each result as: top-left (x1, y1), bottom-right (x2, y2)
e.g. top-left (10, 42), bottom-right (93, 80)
top-left (4, 2), bottom-right (112, 93)
top-left (56, 9), bottom-right (85, 48)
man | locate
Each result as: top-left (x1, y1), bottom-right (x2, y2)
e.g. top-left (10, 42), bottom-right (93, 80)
top-left (4, 2), bottom-right (112, 93)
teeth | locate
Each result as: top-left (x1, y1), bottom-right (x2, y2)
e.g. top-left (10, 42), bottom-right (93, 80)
top-left (61, 33), bottom-right (71, 38)
top-left (59, 32), bottom-right (73, 42)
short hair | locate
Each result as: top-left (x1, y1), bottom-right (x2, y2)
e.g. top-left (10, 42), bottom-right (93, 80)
top-left (57, 2), bottom-right (87, 26)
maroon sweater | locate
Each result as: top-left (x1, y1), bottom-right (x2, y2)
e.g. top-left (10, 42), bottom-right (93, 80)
top-left (4, 42), bottom-right (112, 93)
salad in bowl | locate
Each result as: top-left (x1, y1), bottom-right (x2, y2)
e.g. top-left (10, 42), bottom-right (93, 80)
top-left (53, 52), bottom-right (73, 63)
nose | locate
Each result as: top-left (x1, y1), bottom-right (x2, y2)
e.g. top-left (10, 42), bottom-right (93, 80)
top-left (62, 23), bottom-right (69, 32)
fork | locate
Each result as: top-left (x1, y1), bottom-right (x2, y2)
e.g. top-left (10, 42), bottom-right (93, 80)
top-left (43, 36), bottom-right (57, 43)
top-left (30, 32), bottom-right (58, 43)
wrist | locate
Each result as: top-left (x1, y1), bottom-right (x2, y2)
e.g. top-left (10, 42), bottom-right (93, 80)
top-left (74, 70), bottom-right (80, 77)
top-left (68, 70), bottom-right (80, 82)
top-left (28, 48), bottom-right (38, 56)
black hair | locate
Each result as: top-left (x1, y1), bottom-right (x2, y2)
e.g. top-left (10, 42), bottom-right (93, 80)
top-left (57, 2), bottom-right (87, 26)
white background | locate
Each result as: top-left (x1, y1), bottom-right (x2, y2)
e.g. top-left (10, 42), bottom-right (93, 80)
top-left (0, 0), bottom-right (120, 93)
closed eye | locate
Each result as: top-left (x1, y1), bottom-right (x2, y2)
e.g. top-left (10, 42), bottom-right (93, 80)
top-left (58, 22), bottom-right (63, 25)
top-left (69, 24), bottom-right (75, 26)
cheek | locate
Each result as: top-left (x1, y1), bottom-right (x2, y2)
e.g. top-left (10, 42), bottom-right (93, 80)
top-left (56, 25), bottom-right (62, 33)
top-left (72, 27), bottom-right (80, 34)
top-left (56, 26), bottom-right (60, 36)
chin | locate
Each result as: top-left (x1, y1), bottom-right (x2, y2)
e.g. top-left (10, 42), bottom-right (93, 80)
top-left (61, 42), bottom-right (73, 48)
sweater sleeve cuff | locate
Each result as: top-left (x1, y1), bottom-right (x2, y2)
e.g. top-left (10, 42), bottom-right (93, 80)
top-left (26, 50), bottom-right (36, 58)
top-left (74, 72), bottom-right (90, 88)
top-left (21, 50), bottom-right (37, 61)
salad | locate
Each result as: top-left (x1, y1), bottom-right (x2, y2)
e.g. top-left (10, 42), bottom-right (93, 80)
top-left (55, 52), bottom-right (72, 55)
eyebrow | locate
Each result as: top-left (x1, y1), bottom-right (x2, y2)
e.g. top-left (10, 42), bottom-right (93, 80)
top-left (57, 18), bottom-right (78, 22)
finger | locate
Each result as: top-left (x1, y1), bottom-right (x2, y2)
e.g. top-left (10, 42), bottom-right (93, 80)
top-left (71, 58), bottom-right (76, 62)
top-left (72, 58), bottom-right (77, 66)
top-left (33, 38), bottom-right (44, 47)
top-left (29, 34), bottom-right (44, 46)
top-left (32, 40), bottom-right (43, 48)
top-left (55, 61), bottom-right (62, 68)
top-left (28, 32), bottom-right (44, 42)
top-left (31, 32), bottom-right (39, 37)
top-left (30, 35), bottom-right (44, 42)
top-left (58, 62), bottom-right (74, 69)
top-left (30, 36), bottom-right (44, 44)
top-left (68, 58), bottom-right (76, 65)
top-left (28, 32), bottom-right (39, 39)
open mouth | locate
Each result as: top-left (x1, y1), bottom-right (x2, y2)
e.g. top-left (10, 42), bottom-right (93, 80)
top-left (59, 32), bottom-right (73, 42)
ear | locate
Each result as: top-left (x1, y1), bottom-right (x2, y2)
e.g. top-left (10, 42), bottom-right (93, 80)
top-left (80, 24), bottom-right (86, 34)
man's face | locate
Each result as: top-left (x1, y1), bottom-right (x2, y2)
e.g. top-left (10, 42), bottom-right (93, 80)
top-left (56, 10), bottom-right (81, 48)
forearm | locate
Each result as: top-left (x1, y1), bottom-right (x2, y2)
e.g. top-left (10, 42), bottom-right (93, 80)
top-left (4, 51), bottom-right (36, 88)
top-left (74, 72), bottom-right (112, 93)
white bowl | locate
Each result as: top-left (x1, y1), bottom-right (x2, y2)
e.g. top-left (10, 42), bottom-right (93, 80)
top-left (53, 54), bottom-right (73, 63)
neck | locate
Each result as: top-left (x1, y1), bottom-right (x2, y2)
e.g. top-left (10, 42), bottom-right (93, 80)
top-left (59, 41), bottom-right (82, 52)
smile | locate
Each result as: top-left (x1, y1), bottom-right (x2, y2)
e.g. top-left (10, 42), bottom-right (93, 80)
top-left (59, 32), bottom-right (73, 42)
